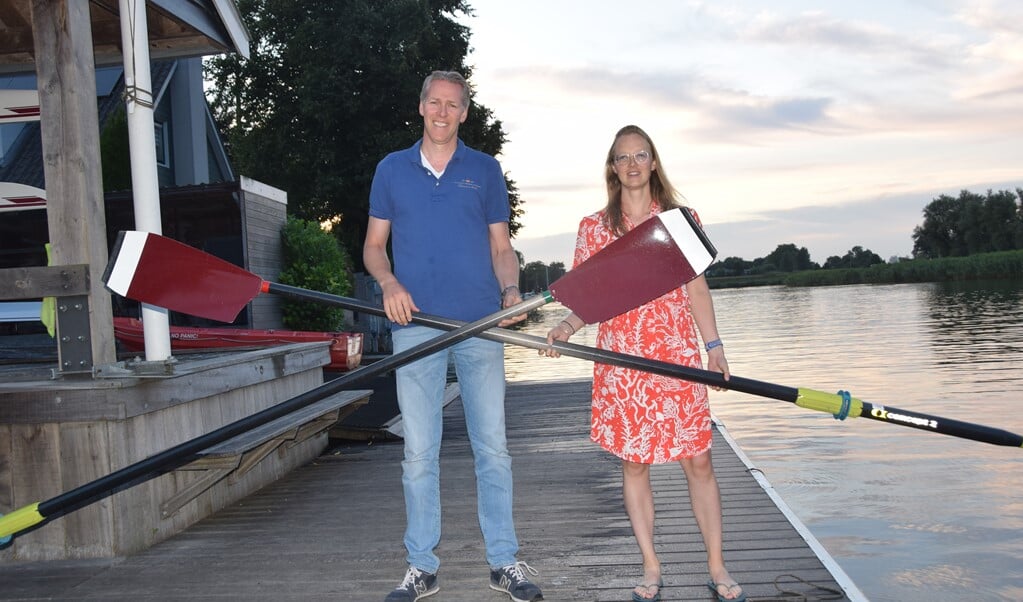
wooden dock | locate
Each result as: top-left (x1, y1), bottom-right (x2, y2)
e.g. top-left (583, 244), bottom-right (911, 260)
top-left (0, 379), bottom-right (863, 601)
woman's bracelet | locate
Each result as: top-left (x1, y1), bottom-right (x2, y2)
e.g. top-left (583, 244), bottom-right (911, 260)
top-left (559, 320), bottom-right (576, 335)
top-left (705, 338), bottom-right (723, 352)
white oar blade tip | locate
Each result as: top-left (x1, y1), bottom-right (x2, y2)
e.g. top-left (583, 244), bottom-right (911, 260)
top-left (657, 208), bottom-right (717, 274)
top-left (103, 231), bottom-right (150, 296)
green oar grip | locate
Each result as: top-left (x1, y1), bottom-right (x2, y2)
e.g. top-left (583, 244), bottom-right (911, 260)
top-left (0, 503), bottom-right (43, 542)
top-left (796, 388), bottom-right (864, 418)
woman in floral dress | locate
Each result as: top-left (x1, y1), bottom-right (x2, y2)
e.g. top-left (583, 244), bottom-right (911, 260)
top-left (543, 125), bottom-right (745, 602)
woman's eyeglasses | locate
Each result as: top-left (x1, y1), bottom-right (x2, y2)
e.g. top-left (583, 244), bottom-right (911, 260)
top-left (611, 150), bottom-right (651, 166)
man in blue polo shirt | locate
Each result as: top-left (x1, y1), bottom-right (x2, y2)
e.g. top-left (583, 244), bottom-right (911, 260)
top-left (364, 70), bottom-right (543, 602)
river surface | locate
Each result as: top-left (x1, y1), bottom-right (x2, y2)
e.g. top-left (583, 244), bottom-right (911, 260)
top-left (504, 280), bottom-right (1023, 602)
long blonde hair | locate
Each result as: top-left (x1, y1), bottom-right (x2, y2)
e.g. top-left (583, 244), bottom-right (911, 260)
top-left (603, 125), bottom-right (683, 236)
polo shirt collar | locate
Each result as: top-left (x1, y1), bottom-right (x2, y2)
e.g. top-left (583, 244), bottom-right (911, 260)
top-left (408, 138), bottom-right (466, 165)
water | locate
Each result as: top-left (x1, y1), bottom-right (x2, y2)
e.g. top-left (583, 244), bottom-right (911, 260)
top-left (505, 281), bottom-right (1023, 602)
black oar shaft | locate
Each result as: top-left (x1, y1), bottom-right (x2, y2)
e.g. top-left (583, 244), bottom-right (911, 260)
top-left (856, 400), bottom-right (1023, 447)
top-left (37, 292), bottom-right (550, 521)
top-left (267, 282), bottom-right (797, 402)
top-left (267, 282), bottom-right (1023, 449)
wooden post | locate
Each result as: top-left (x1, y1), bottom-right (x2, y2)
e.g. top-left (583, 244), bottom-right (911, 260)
top-left (30, 0), bottom-right (116, 368)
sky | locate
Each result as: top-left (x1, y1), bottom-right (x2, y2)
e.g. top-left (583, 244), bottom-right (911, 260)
top-left (453, 0), bottom-right (1022, 267)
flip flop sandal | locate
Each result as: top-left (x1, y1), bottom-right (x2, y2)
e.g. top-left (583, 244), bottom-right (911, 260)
top-left (631, 579), bottom-right (663, 602)
top-left (707, 579), bottom-right (747, 602)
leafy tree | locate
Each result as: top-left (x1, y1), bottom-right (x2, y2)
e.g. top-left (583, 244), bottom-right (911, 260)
top-left (749, 256), bottom-right (775, 274)
top-left (913, 192), bottom-right (966, 258)
top-left (277, 217), bottom-right (354, 331)
top-left (99, 108), bottom-right (131, 191)
top-left (548, 261), bottom-right (567, 282)
top-left (520, 261), bottom-right (549, 293)
top-left (204, 0), bottom-right (521, 269)
top-left (912, 189), bottom-right (1023, 258)
top-left (519, 260), bottom-right (566, 292)
top-left (822, 246), bottom-right (884, 269)
top-left (763, 243), bottom-right (817, 272)
top-left (709, 256), bottom-right (751, 277)
top-left (982, 189), bottom-right (1020, 252)
top-left (1016, 187), bottom-right (1023, 249)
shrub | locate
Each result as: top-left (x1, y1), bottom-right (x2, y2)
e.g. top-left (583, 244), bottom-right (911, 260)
top-left (781, 249), bottom-right (1023, 287)
top-left (277, 217), bottom-right (353, 331)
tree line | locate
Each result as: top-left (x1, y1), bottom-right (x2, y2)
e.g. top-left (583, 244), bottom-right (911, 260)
top-left (706, 243), bottom-right (886, 278)
top-left (705, 188), bottom-right (1023, 279)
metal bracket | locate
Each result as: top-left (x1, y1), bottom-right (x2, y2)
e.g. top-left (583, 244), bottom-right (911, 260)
top-left (93, 356), bottom-right (178, 378)
top-left (54, 294), bottom-right (93, 375)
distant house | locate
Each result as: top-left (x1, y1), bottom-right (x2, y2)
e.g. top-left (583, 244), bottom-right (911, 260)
top-left (0, 59), bottom-right (287, 329)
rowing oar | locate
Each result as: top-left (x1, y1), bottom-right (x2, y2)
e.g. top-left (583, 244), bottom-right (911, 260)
top-left (192, 280), bottom-right (1022, 450)
top-left (327, 300), bottom-right (1023, 449)
top-left (95, 223), bottom-right (1022, 451)
top-left (0, 208), bottom-right (714, 543)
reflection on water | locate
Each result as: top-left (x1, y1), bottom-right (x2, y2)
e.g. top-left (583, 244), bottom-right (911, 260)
top-left (504, 281), bottom-right (1023, 602)
top-left (504, 304), bottom-right (596, 382)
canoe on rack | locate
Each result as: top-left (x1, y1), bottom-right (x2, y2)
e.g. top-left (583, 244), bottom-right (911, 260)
top-left (113, 317), bottom-right (363, 372)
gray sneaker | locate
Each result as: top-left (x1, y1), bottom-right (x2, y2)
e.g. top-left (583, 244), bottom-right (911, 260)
top-left (384, 566), bottom-right (439, 601)
top-left (489, 561), bottom-right (543, 602)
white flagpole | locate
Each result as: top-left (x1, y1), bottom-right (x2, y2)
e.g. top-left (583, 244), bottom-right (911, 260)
top-left (118, 0), bottom-right (171, 361)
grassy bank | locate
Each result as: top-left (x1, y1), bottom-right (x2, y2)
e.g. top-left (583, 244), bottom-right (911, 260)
top-left (706, 273), bottom-right (786, 289)
top-left (707, 249), bottom-right (1023, 289)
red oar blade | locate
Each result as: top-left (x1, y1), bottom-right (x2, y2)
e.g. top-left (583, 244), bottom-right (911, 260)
top-left (549, 207), bottom-right (717, 323)
top-left (103, 231), bottom-right (264, 323)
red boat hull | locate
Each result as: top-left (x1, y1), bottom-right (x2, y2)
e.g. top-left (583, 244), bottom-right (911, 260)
top-left (113, 317), bottom-right (363, 372)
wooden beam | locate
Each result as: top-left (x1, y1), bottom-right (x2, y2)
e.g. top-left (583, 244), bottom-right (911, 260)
top-left (30, 0), bottom-right (115, 367)
top-left (0, 265), bottom-right (89, 300)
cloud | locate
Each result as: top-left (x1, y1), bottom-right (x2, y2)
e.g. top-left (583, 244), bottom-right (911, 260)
top-left (494, 65), bottom-right (704, 108)
top-left (742, 11), bottom-right (957, 71)
top-left (954, 1), bottom-right (1023, 35)
top-left (494, 64), bottom-right (838, 138)
top-left (712, 95), bottom-right (834, 130)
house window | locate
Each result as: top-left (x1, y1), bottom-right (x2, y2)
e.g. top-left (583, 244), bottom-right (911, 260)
top-left (154, 121), bottom-right (170, 168)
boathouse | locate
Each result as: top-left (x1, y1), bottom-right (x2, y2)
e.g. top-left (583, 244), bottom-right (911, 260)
top-left (0, 0), bottom-right (364, 563)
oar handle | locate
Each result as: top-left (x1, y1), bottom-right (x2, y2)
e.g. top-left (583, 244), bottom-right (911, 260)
top-left (0, 503), bottom-right (42, 541)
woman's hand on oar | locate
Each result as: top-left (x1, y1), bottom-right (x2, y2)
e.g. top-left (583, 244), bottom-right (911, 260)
top-left (541, 314), bottom-right (580, 357)
top-left (705, 344), bottom-right (730, 391)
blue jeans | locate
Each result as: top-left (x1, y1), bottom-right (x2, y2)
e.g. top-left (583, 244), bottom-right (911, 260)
top-left (392, 326), bottom-right (519, 573)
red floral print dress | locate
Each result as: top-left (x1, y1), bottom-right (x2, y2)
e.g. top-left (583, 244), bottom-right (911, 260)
top-left (574, 205), bottom-right (712, 464)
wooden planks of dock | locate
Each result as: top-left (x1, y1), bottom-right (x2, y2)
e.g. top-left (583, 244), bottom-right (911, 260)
top-left (0, 378), bottom-right (859, 601)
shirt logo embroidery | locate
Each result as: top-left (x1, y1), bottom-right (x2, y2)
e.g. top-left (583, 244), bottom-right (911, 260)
top-left (456, 178), bottom-right (481, 190)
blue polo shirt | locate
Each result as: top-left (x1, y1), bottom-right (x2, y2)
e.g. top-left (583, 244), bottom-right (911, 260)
top-left (368, 139), bottom-right (510, 324)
